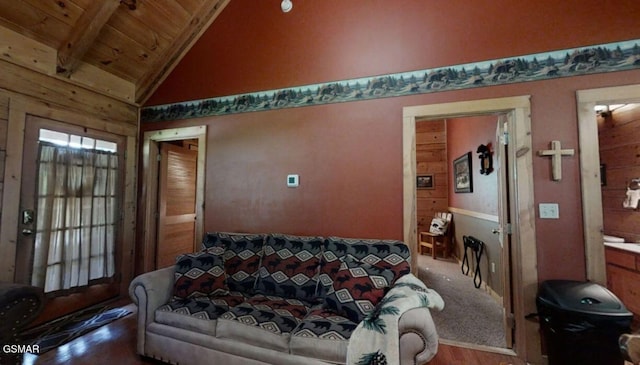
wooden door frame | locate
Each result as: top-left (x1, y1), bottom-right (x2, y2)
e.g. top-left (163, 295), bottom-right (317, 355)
top-left (402, 96), bottom-right (541, 363)
top-left (140, 126), bottom-right (206, 273)
top-left (0, 92), bottom-right (137, 295)
top-left (577, 84), bottom-right (640, 286)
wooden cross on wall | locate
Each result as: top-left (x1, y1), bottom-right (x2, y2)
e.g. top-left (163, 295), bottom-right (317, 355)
top-left (538, 140), bottom-right (575, 181)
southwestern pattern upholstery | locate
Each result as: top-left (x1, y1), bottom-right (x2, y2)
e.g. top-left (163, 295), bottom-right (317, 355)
top-left (323, 257), bottom-right (397, 323)
top-left (220, 233), bottom-right (266, 292)
top-left (290, 308), bottom-right (358, 363)
top-left (130, 232), bottom-right (441, 365)
top-left (172, 247), bottom-right (227, 299)
top-left (256, 234), bottom-right (323, 303)
top-left (318, 237), bottom-right (411, 298)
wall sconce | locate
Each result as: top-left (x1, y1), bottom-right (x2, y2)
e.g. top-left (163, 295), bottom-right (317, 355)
top-left (281, 0), bottom-right (293, 12)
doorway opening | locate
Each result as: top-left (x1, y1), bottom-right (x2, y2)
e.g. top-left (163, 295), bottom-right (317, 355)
top-left (415, 114), bottom-right (510, 349)
top-left (140, 126), bottom-right (206, 273)
top-left (16, 115), bottom-right (126, 323)
top-left (577, 84), bottom-right (640, 286)
top-left (402, 96), bottom-right (541, 363)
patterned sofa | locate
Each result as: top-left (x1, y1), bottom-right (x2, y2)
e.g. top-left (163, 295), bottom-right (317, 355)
top-left (129, 232), bottom-right (443, 365)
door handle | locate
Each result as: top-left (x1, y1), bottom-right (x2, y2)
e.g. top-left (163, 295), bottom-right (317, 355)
top-left (21, 228), bottom-right (33, 236)
top-left (492, 228), bottom-right (501, 234)
top-left (22, 209), bottom-right (34, 225)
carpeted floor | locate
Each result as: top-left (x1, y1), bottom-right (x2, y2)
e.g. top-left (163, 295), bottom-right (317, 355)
top-left (417, 254), bottom-right (507, 348)
top-left (19, 304), bottom-right (132, 354)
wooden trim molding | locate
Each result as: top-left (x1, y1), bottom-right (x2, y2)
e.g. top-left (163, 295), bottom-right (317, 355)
top-left (448, 207), bottom-right (499, 223)
top-left (577, 84), bottom-right (640, 286)
top-left (140, 126), bottom-right (207, 273)
top-left (403, 96), bottom-right (540, 364)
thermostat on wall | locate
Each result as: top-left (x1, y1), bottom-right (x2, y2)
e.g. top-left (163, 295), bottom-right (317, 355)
top-left (287, 174), bottom-right (299, 187)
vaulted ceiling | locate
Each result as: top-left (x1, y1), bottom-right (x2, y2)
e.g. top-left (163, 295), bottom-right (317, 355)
top-left (0, 0), bottom-right (229, 105)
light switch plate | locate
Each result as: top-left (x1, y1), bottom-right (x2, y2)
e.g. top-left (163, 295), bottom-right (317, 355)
top-left (539, 203), bottom-right (559, 219)
top-left (287, 174), bottom-right (299, 187)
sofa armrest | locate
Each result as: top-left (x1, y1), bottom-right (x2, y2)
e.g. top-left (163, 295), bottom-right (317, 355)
top-left (398, 306), bottom-right (439, 364)
top-left (128, 266), bottom-right (174, 355)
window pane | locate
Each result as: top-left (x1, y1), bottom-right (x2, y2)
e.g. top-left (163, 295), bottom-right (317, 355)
top-left (81, 137), bottom-right (95, 149)
top-left (39, 129), bottom-right (68, 146)
top-left (96, 140), bottom-right (117, 152)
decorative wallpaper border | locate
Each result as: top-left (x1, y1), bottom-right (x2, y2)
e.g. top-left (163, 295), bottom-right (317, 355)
top-left (141, 39), bottom-right (640, 122)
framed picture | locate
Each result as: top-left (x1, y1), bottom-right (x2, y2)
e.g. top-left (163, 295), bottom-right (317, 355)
top-left (453, 152), bottom-right (473, 193)
top-left (417, 174), bottom-right (434, 189)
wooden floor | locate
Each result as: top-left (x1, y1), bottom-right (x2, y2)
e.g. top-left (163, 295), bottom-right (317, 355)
top-left (22, 301), bottom-right (525, 365)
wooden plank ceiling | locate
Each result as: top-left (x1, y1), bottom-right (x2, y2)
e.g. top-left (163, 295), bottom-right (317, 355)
top-left (0, 0), bottom-right (229, 105)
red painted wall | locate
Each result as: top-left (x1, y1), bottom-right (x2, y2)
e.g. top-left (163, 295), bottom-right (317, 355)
top-left (143, 0), bottom-right (640, 282)
top-left (447, 116), bottom-right (498, 216)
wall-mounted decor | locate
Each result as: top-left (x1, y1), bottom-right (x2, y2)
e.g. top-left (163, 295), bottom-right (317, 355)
top-left (476, 143), bottom-right (493, 175)
top-left (417, 174), bottom-right (434, 189)
top-left (454, 152), bottom-right (473, 193)
top-left (141, 39), bottom-right (640, 123)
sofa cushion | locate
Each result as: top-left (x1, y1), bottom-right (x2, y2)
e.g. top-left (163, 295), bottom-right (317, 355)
top-left (218, 233), bottom-right (266, 293)
top-left (323, 257), bottom-right (396, 323)
top-left (172, 247), bottom-right (228, 299)
top-left (217, 294), bottom-right (309, 352)
top-left (202, 231), bottom-right (266, 250)
top-left (156, 293), bottom-right (247, 336)
top-left (290, 307), bottom-right (356, 363)
top-left (255, 234), bottom-right (323, 303)
top-left (319, 237), bottom-right (411, 298)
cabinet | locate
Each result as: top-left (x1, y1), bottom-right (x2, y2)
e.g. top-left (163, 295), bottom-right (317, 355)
top-left (606, 247), bottom-right (640, 327)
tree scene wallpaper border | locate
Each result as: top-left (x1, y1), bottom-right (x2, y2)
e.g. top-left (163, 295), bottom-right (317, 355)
top-left (141, 39), bottom-right (640, 123)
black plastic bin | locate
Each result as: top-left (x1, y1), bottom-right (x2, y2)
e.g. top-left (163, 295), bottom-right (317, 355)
top-left (537, 280), bottom-right (633, 365)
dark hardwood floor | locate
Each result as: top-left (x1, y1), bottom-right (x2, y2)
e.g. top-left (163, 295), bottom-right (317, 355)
top-left (22, 301), bottom-right (525, 365)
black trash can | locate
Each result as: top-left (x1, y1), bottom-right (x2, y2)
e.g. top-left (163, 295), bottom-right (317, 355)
top-left (537, 280), bottom-right (633, 365)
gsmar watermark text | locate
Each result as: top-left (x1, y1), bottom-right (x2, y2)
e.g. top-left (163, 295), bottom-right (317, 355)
top-left (2, 344), bottom-right (40, 354)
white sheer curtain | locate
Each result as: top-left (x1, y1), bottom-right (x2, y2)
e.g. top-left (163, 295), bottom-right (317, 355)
top-left (32, 143), bottom-right (118, 293)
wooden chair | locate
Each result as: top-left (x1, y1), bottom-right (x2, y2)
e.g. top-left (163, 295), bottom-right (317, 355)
top-left (620, 333), bottom-right (640, 364)
top-left (419, 212), bottom-right (453, 259)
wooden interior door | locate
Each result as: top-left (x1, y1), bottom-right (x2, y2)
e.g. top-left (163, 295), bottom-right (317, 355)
top-left (16, 115), bottom-right (123, 325)
top-left (156, 142), bottom-right (198, 268)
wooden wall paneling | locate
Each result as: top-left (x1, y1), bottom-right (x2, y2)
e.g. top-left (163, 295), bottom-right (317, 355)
top-left (0, 27), bottom-right (136, 103)
top-left (176, 0), bottom-right (209, 15)
top-left (0, 94), bottom-right (8, 121)
top-left (0, 1), bottom-right (70, 48)
top-left (599, 118), bottom-right (640, 147)
top-left (0, 97), bottom-right (26, 282)
top-left (121, 134), bottom-right (137, 294)
top-left (84, 40), bottom-right (146, 82)
top-left (0, 60), bottom-right (137, 124)
top-left (599, 103), bottom-right (640, 243)
top-left (0, 94), bottom-right (8, 232)
top-left (612, 103), bottom-right (640, 126)
top-left (69, 62), bottom-right (136, 104)
top-left (21, 0), bottom-right (84, 26)
top-left (600, 144), bottom-right (640, 167)
top-left (102, 17), bottom-right (171, 56)
top-left (0, 26), bottom-right (56, 75)
top-left (415, 120), bottom-right (448, 234)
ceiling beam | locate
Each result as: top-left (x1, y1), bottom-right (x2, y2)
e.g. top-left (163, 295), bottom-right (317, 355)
top-left (56, 0), bottom-right (122, 78)
top-left (135, 0), bottom-right (230, 105)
